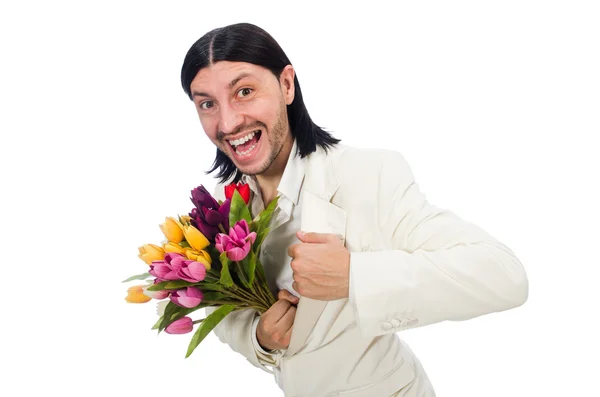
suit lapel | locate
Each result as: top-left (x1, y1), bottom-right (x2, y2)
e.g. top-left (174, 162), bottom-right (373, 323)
top-left (284, 146), bottom-right (347, 358)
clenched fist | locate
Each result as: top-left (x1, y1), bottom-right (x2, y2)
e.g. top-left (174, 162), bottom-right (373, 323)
top-left (256, 289), bottom-right (299, 351)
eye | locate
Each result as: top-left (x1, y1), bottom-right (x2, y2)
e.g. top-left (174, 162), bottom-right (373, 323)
top-left (238, 87), bottom-right (253, 98)
top-left (199, 101), bottom-right (214, 110)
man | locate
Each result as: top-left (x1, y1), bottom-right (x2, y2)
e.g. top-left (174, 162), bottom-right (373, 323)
top-left (180, 23), bottom-right (528, 397)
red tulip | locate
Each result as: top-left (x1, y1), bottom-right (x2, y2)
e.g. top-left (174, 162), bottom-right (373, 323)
top-left (225, 182), bottom-right (250, 204)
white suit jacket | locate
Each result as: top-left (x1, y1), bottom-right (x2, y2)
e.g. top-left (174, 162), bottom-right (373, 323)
top-left (209, 143), bottom-right (529, 397)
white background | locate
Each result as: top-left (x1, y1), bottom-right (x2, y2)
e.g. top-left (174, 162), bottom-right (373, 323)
top-left (1, 1), bottom-right (599, 396)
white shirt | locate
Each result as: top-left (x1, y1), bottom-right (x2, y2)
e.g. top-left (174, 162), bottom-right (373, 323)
top-left (243, 139), bottom-right (305, 386)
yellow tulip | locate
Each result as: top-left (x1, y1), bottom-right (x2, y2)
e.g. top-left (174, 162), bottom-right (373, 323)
top-left (159, 217), bottom-right (184, 243)
top-left (125, 285), bottom-right (151, 303)
top-left (184, 248), bottom-right (212, 270)
top-left (183, 225), bottom-right (209, 251)
top-left (138, 244), bottom-right (165, 265)
top-left (163, 241), bottom-right (186, 254)
top-left (179, 215), bottom-right (192, 226)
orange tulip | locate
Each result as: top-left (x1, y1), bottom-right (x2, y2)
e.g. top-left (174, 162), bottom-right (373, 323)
top-left (125, 285), bottom-right (151, 303)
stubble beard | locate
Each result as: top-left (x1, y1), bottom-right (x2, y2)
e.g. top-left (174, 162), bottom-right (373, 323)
top-left (238, 103), bottom-right (289, 177)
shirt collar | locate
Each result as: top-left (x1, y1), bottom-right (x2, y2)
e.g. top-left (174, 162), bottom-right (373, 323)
top-left (241, 138), bottom-right (305, 206)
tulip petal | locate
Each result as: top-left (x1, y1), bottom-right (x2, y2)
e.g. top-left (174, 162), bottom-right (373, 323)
top-left (227, 247), bottom-right (247, 262)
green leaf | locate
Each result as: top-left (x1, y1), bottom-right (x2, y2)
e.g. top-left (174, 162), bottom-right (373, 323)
top-left (121, 272), bottom-right (152, 283)
top-left (164, 280), bottom-right (195, 290)
top-left (219, 251), bottom-right (234, 287)
top-left (229, 189), bottom-right (252, 227)
top-left (253, 196), bottom-right (279, 237)
top-left (254, 227), bottom-right (270, 250)
top-left (151, 315), bottom-right (163, 330)
top-left (158, 301), bottom-right (203, 332)
top-left (198, 283), bottom-right (227, 292)
top-left (147, 281), bottom-right (169, 291)
top-left (235, 259), bottom-right (251, 289)
top-left (202, 291), bottom-right (226, 301)
top-left (247, 248), bottom-right (257, 286)
top-left (185, 305), bottom-right (236, 358)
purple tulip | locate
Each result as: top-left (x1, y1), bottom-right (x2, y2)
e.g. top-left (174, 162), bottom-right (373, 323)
top-left (189, 185), bottom-right (230, 242)
top-left (170, 286), bottom-right (204, 308)
top-left (165, 316), bottom-right (193, 334)
top-left (215, 219), bottom-right (257, 262)
top-left (149, 252), bottom-right (186, 281)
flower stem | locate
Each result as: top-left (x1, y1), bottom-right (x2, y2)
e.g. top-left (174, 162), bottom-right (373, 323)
top-left (218, 224), bottom-right (226, 234)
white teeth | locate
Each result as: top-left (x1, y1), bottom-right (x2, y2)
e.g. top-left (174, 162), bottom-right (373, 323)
top-left (228, 131), bottom-right (257, 147)
top-left (235, 141), bottom-right (258, 156)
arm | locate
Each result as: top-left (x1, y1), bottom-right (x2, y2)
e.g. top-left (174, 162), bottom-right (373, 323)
top-left (205, 306), bottom-right (283, 373)
top-left (348, 152), bottom-right (529, 337)
top-left (206, 183), bottom-right (283, 373)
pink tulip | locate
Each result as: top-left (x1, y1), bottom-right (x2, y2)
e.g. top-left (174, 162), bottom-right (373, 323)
top-left (165, 316), bottom-right (193, 334)
top-left (149, 252), bottom-right (186, 281)
top-left (215, 219), bottom-right (257, 262)
top-left (170, 286), bottom-right (204, 308)
top-left (176, 260), bottom-right (207, 283)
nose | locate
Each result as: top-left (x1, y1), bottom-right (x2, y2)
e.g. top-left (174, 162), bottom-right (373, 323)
top-left (218, 101), bottom-right (244, 135)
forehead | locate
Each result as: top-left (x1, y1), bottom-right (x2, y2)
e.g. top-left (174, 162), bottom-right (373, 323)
top-left (190, 61), bottom-right (272, 92)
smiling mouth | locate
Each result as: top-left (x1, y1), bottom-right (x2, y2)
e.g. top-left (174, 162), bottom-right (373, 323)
top-left (227, 130), bottom-right (262, 157)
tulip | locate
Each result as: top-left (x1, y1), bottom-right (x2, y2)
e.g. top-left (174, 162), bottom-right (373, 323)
top-left (159, 217), bottom-right (184, 243)
top-left (142, 281), bottom-right (170, 300)
top-left (184, 248), bottom-right (212, 270)
top-left (138, 244), bottom-right (165, 265)
top-left (182, 224), bottom-right (210, 251)
top-left (170, 286), bottom-right (204, 308)
top-left (225, 182), bottom-right (251, 204)
top-left (125, 285), bottom-right (151, 303)
top-left (165, 316), bottom-right (193, 334)
top-left (215, 219), bottom-right (257, 262)
top-left (149, 252), bottom-right (186, 281)
top-left (163, 241), bottom-right (186, 255)
top-left (176, 259), bottom-right (207, 283)
top-left (189, 185), bottom-right (230, 242)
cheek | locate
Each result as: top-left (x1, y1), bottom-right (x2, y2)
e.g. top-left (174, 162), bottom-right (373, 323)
top-left (199, 117), bottom-right (219, 141)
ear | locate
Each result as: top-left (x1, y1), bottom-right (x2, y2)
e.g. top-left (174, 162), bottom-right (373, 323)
top-left (280, 65), bottom-right (295, 105)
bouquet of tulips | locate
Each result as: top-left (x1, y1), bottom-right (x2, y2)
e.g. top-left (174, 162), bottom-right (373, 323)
top-left (123, 182), bottom-right (279, 357)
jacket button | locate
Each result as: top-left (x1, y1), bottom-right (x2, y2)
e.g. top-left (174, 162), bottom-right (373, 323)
top-left (382, 322), bottom-right (393, 330)
top-left (390, 319), bottom-right (401, 327)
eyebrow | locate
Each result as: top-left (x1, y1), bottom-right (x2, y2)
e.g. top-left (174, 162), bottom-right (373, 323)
top-left (191, 72), bottom-right (255, 98)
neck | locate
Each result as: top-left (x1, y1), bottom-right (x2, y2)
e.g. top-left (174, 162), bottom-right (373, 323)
top-left (256, 133), bottom-right (294, 205)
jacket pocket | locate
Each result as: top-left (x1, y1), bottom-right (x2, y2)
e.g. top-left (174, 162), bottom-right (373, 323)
top-left (331, 357), bottom-right (413, 396)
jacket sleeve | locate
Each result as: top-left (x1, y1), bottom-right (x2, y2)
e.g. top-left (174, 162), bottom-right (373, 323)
top-left (205, 183), bottom-right (284, 373)
top-left (348, 152), bottom-right (529, 337)
top-left (205, 306), bottom-right (284, 373)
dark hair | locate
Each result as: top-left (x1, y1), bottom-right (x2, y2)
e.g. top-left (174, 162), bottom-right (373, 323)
top-left (181, 23), bottom-right (340, 183)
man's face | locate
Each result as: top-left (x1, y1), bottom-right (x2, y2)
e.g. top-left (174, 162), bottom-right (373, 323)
top-left (190, 61), bottom-right (295, 176)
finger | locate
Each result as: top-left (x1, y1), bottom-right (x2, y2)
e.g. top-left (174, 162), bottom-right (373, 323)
top-left (287, 243), bottom-right (300, 258)
top-left (278, 305), bottom-right (297, 330)
top-left (268, 299), bottom-right (292, 320)
top-left (278, 289), bottom-right (299, 304)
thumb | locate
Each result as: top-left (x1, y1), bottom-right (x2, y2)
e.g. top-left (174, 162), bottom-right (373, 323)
top-left (297, 230), bottom-right (327, 243)
top-left (297, 231), bottom-right (336, 244)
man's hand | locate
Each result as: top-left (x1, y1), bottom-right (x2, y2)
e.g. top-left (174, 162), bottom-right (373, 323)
top-left (256, 289), bottom-right (299, 351)
top-left (287, 231), bottom-right (350, 301)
